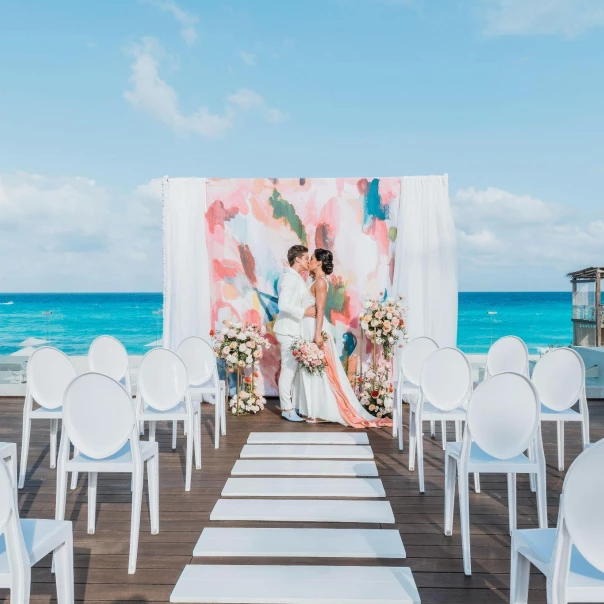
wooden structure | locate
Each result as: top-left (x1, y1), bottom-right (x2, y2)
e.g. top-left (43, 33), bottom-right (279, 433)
top-left (568, 267), bottom-right (604, 347)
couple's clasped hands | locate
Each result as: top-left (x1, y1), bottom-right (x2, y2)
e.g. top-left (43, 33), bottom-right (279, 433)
top-left (304, 304), bottom-right (325, 348)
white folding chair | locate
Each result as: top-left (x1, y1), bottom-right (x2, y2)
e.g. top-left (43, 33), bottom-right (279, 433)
top-left (177, 336), bottom-right (226, 449)
top-left (18, 347), bottom-right (76, 489)
top-left (532, 347), bottom-right (590, 471)
top-left (136, 348), bottom-right (199, 491)
top-left (444, 372), bottom-right (548, 575)
top-left (394, 336), bottom-right (439, 451)
top-left (56, 373), bottom-right (159, 574)
top-left (0, 459), bottom-right (74, 603)
top-left (485, 335), bottom-right (529, 379)
top-left (511, 438), bottom-right (604, 603)
top-left (409, 347), bottom-right (472, 493)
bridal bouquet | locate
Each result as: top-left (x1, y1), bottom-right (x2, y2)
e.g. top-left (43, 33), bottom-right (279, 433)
top-left (359, 294), bottom-right (407, 359)
top-left (356, 359), bottom-right (393, 419)
top-left (290, 335), bottom-right (328, 377)
top-left (229, 375), bottom-right (266, 415)
top-left (212, 320), bottom-right (271, 369)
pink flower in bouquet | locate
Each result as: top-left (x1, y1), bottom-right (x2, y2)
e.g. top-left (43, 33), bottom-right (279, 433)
top-left (228, 329), bottom-right (237, 338)
top-left (253, 350), bottom-right (262, 359)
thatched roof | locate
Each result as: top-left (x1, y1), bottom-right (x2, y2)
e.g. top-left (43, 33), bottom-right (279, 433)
top-left (567, 267), bottom-right (604, 280)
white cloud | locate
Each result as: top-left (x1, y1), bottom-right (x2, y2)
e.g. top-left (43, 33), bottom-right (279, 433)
top-left (124, 38), bottom-right (234, 139)
top-left (0, 172), bottom-right (164, 291)
top-left (239, 51), bottom-right (256, 66)
top-left (453, 186), bottom-right (604, 289)
top-left (124, 41), bottom-right (288, 137)
top-left (481, 0), bottom-right (604, 37)
top-left (145, 0), bottom-right (198, 46)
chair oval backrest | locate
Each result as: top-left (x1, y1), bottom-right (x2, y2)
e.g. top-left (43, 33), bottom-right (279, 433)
top-left (486, 336), bottom-right (528, 377)
top-left (420, 347), bottom-right (472, 411)
top-left (563, 438), bottom-right (604, 572)
top-left (401, 337), bottom-right (439, 385)
top-left (176, 337), bottom-right (216, 386)
top-left (138, 348), bottom-right (188, 411)
top-left (89, 336), bottom-right (129, 382)
top-left (532, 347), bottom-right (585, 412)
top-left (27, 346), bottom-right (77, 410)
top-left (63, 373), bottom-right (134, 460)
top-left (467, 372), bottom-right (539, 460)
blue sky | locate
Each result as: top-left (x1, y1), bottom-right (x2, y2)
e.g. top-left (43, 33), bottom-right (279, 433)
top-left (1, 0), bottom-right (603, 292)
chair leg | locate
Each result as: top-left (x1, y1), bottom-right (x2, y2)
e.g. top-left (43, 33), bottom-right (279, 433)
top-left (50, 419), bottom-right (59, 469)
top-left (557, 421), bottom-right (565, 471)
top-left (507, 473), bottom-right (517, 535)
top-left (444, 454), bottom-right (457, 536)
top-left (70, 448), bottom-right (79, 490)
top-left (408, 408), bottom-right (417, 471)
top-left (392, 403), bottom-right (397, 438)
top-left (53, 533), bottom-right (74, 604)
top-left (185, 418), bottom-right (193, 492)
top-left (221, 387), bottom-right (226, 436)
top-left (441, 420), bottom-right (447, 450)
top-left (473, 473), bottom-right (481, 493)
top-left (56, 467), bottom-right (68, 522)
top-left (87, 472), bottom-right (97, 534)
top-left (215, 396), bottom-right (220, 449)
top-left (417, 413), bottom-right (425, 493)
top-left (430, 420), bottom-right (435, 437)
top-left (458, 470), bottom-right (472, 576)
top-left (172, 420), bottom-right (178, 450)
top-left (527, 445), bottom-right (536, 493)
top-left (581, 410), bottom-right (590, 449)
top-left (455, 420), bottom-right (462, 442)
top-left (195, 411), bottom-right (202, 469)
top-left (139, 420), bottom-right (144, 435)
top-left (18, 415), bottom-right (31, 489)
top-left (397, 400), bottom-right (404, 452)
top-left (148, 456), bottom-right (159, 535)
top-left (510, 543), bottom-right (530, 604)
top-left (128, 468), bottom-right (144, 574)
top-left (536, 464), bottom-right (548, 529)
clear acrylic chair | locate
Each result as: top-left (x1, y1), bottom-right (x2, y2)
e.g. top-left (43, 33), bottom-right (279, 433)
top-left (136, 348), bottom-right (199, 491)
top-left (444, 372), bottom-right (548, 575)
top-left (0, 459), bottom-right (74, 603)
top-left (18, 347), bottom-right (76, 489)
top-left (485, 335), bottom-right (529, 379)
top-left (409, 347), bottom-right (473, 493)
top-left (532, 347), bottom-right (589, 471)
top-left (394, 336), bottom-right (439, 451)
top-left (56, 372), bottom-right (159, 574)
top-left (177, 336), bottom-right (226, 449)
top-left (511, 438), bottom-right (604, 603)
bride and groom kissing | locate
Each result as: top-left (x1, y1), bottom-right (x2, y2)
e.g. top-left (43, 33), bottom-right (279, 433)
top-left (273, 245), bottom-right (392, 428)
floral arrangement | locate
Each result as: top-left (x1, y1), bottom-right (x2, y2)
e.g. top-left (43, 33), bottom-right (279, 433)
top-left (355, 359), bottom-right (393, 419)
top-left (211, 320), bottom-right (271, 368)
top-left (229, 374), bottom-right (266, 415)
top-left (359, 294), bottom-right (407, 359)
top-left (290, 334), bottom-right (328, 376)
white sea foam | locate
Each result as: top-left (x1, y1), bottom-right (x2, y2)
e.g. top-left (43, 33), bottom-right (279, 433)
top-left (0, 301), bottom-right (14, 305)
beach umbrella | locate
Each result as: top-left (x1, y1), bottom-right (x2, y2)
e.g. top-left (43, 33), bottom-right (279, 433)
top-left (18, 337), bottom-right (47, 347)
top-left (145, 338), bottom-right (163, 348)
top-left (10, 346), bottom-right (38, 357)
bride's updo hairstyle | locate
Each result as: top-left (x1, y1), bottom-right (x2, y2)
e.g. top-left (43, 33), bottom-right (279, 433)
top-left (314, 249), bottom-right (334, 275)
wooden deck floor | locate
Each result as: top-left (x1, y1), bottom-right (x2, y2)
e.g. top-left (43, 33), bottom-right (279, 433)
top-left (1, 396), bottom-right (602, 603)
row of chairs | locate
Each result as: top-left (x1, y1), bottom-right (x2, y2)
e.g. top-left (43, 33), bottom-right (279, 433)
top-left (18, 335), bottom-right (226, 491)
top-left (395, 336), bottom-right (589, 472)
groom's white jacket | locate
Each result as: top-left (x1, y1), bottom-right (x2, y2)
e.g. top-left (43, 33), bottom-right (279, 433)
top-left (273, 267), bottom-right (307, 338)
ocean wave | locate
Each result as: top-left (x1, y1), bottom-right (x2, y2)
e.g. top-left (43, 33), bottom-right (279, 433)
top-left (0, 301), bottom-right (14, 305)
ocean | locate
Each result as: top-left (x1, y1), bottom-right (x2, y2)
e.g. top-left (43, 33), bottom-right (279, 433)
top-left (0, 292), bottom-right (573, 356)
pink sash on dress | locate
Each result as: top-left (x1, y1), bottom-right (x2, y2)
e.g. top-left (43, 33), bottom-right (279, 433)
top-left (323, 342), bottom-right (393, 428)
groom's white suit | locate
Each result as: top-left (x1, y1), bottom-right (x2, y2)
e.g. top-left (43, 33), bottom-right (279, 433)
top-left (274, 267), bottom-right (308, 412)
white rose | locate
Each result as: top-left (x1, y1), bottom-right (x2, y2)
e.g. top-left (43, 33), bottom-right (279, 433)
top-left (238, 343), bottom-right (247, 352)
top-left (246, 356), bottom-right (253, 364)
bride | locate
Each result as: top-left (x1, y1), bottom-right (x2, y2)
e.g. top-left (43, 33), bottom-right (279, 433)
top-left (296, 249), bottom-right (392, 428)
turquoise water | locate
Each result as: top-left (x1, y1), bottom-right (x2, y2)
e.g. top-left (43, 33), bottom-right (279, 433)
top-left (0, 292), bottom-right (573, 356)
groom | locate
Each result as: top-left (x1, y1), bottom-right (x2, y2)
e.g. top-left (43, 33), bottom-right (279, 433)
top-left (274, 245), bottom-right (316, 422)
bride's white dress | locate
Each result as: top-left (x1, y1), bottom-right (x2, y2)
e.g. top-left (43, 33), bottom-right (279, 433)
top-left (296, 279), bottom-right (380, 426)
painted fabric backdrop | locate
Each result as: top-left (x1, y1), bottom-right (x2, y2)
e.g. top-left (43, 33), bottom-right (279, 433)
top-left (206, 177), bottom-right (401, 396)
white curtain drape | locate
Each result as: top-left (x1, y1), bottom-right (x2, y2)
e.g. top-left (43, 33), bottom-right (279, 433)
top-left (393, 174), bottom-right (458, 348)
top-left (162, 177), bottom-right (211, 351)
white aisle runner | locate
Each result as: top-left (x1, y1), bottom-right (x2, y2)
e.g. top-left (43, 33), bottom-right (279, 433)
top-left (170, 431), bottom-right (420, 603)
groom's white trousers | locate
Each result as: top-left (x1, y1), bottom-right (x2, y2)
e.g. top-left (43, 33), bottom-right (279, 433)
top-left (276, 333), bottom-right (297, 411)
